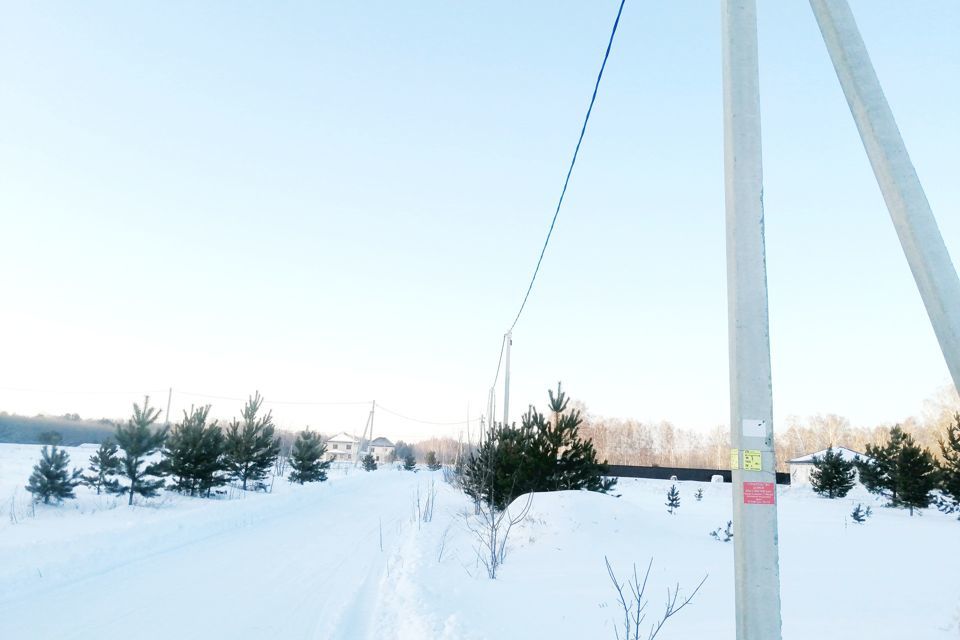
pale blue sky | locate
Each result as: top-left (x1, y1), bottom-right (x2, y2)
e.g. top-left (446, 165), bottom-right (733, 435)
top-left (0, 1), bottom-right (957, 440)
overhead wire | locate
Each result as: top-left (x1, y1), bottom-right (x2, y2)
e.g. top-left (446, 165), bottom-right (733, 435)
top-left (507, 0), bottom-right (627, 334)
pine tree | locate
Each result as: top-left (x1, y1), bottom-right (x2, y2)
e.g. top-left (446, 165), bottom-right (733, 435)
top-left (809, 446), bottom-right (856, 498)
top-left (223, 392), bottom-right (281, 491)
top-left (666, 484), bottom-right (680, 514)
top-left (288, 429), bottom-right (330, 483)
top-left (83, 440), bottom-right (122, 495)
top-left (897, 439), bottom-right (938, 516)
top-left (115, 397), bottom-right (168, 506)
top-left (463, 384), bottom-right (615, 510)
top-left (402, 452), bottom-right (417, 471)
top-left (26, 445), bottom-right (81, 504)
top-left (163, 405), bottom-right (227, 497)
top-left (710, 521), bottom-right (733, 542)
top-left (851, 503), bottom-right (872, 524)
top-left (425, 450), bottom-right (441, 471)
top-left (939, 413), bottom-right (960, 508)
top-left (361, 452), bottom-right (378, 471)
top-left (695, 488), bottom-right (703, 502)
top-left (856, 425), bottom-right (938, 514)
top-left (856, 426), bottom-right (909, 504)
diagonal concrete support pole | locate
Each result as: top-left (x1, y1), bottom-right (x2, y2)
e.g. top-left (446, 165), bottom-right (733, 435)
top-left (811, 0), bottom-right (960, 392)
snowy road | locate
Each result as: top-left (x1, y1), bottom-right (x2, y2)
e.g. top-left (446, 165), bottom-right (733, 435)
top-left (3, 444), bottom-right (959, 640)
top-left (0, 470), bottom-right (420, 640)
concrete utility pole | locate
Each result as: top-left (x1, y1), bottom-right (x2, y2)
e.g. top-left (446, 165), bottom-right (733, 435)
top-left (354, 400), bottom-right (376, 467)
top-left (164, 387), bottom-right (173, 426)
top-left (502, 331), bottom-right (512, 427)
top-left (810, 0), bottom-right (960, 393)
top-left (722, 1), bottom-right (783, 639)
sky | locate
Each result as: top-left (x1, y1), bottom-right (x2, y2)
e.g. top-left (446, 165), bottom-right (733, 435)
top-left (0, 1), bottom-right (957, 442)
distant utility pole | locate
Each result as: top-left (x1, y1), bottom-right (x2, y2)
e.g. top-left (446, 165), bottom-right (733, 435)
top-left (354, 400), bottom-right (376, 467)
top-left (722, 2), bottom-right (782, 640)
top-left (502, 331), bottom-right (512, 427)
top-left (164, 387), bottom-right (173, 426)
top-left (809, 0), bottom-right (960, 393)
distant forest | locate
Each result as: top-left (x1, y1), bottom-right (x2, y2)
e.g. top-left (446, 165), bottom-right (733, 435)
top-left (0, 412), bottom-right (118, 445)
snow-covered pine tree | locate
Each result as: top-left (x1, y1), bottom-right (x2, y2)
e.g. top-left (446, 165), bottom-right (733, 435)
top-left (26, 445), bottom-right (81, 504)
top-left (425, 450), bottom-right (441, 471)
top-left (402, 452), bottom-right (417, 471)
top-left (665, 484), bottom-right (680, 514)
top-left (223, 392), bottom-right (281, 491)
top-left (163, 405), bottom-right (227, 497)
top-left (809, 446), bottom-right (856, 498)
top-left (939, 413), bottom-right (960, 509)
top-left (83, 440), bottom-right (122, 495)
top-left (361, 452), bottom-right (377, 471)
top-left (897, 439), bottom-right (938, 516)
top-left (115, 397), bottom-right (168, 505)
top-left (288, 429), bottom-right (330, 484)
top-left (695, 488), bottom-right (703, 502)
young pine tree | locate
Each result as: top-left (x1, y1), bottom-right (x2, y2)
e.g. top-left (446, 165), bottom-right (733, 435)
top-left (163, 405), bottom-right (227, 497)
top-left (402, 452), bottom-right (417, 471)
top-left (809, 447), bottom-right (856, 498)
top-left (695, 488), bottom-right (704, 502)
top-left (288, 430), bottom-right (331, 484)
top-left (26, 445), bottom-right (81, 504)
top-left (115, 397), bottom-right (168, 506)
top-left (856, 425), bottom-right (938, 514)
top-left (856, 426), bottom-right (909, 504)
top-left (463, 384), bottom-right (615, 511)
top-left (939, 413), bottom-right (960, 508)
top-left (666, 484), bottom-right (680, 514)
top-left (425, 450), bottom-right (441, 471)
top-left (850, 503), bottom-right (872, 524)
top-left (83, 440), bottom-right (123, 495)
top-left (897, 439), bottom-right (938, 516)
top-left (361, 452), bottom-right (378, 471)
top-left (223, 392), bottom-right (281, 491)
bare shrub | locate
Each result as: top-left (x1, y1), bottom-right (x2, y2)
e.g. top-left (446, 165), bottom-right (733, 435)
top-left (605, 557), bottom-right (707, 640)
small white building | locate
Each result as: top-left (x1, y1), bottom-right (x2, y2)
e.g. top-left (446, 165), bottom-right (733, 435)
top-left (368, 437), bottom-right (395, 464)
top-left (788, 446), bottom-right (866, 486)
top-left (325, 432), bottom-right (360, 463)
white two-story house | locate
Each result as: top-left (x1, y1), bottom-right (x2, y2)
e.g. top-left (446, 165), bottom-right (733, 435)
top-left (325, 432), bottom-right (360, 463)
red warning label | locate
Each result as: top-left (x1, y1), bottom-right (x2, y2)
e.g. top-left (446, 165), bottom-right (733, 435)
top-left (743, 481), bottom-right (776, 505)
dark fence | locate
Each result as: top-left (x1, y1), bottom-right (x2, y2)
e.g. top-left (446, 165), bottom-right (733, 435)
top-left (606, 464), bottom-right (791, 485)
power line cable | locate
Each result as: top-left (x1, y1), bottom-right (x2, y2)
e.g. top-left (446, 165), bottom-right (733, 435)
top-left (489, 332), bottom-right (508, 389)
top-left (177, 390), bottom-right (371, 406)
top-left (377, 404), bottom-right (481, 426)
top-left (508, 0), bottom-right (627, 334)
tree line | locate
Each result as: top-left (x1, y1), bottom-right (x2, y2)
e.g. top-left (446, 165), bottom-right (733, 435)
top-left (577, 386), bottom-right (960, 471)
top-left (26, 393), bottom-right (335, 505)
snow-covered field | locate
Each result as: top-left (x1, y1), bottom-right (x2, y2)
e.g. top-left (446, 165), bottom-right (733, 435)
top-left (1, 443), bottom-right (958, 639)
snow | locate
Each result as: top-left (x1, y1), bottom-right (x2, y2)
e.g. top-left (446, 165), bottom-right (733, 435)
top-left (1, 443), bottom-right (958, 639)
top-left (788, 446), bottom-right (866, 464)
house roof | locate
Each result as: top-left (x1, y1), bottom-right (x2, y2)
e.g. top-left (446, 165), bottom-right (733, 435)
top-left (370, 437), bottom-right (394, 447)
top-left (326, 432), bottom-right (359, 444)
top-left (789, 446), bottom-right (866, 465)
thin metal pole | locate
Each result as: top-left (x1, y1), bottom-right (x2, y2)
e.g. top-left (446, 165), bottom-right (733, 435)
top-left (810, 0), bottom-right (960, 393)
top-left (164, 387), bottom-right (173, 426)
top-left (722, 2), bottom-right (783, 638)
top-left (502, 331), bottom-right (512, 427)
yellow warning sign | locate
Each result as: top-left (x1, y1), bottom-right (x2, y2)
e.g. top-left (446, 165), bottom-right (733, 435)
top-left (743, 449), bottom-right (762, 471)
top-left (730, 448), bottom-right (739, 470)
